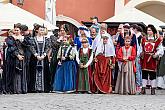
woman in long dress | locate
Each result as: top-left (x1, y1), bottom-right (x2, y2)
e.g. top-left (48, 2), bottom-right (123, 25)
top-left (94, 33), bottom-right (115, 93)
top-left (29, 26), bottom-right (51, 93)
top-left (76, 38), bottom-right (93, 93)
top-left (115, 36), bottom-right (136, 95)
top-left (49, 25), bottom-right (68, 91)
top-left (5, 24), bottom-right (27, 94)
top-left (53, 36), bottom-right (77, 93)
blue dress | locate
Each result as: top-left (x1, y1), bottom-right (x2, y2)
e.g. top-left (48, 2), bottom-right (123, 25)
top-left (74, 37), bottom-right (92, 51)
top-left (53, 46), bottom-right (77, 92)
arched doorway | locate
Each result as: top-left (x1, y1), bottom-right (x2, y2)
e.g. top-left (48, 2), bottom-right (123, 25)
top-left (56, 15), bottom-right (81, 38)
top-left (125, 0), bottom-right (165, 22)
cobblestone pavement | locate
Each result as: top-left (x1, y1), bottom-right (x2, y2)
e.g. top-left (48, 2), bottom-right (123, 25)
top-left (0, 90), bottom-right (165, 110)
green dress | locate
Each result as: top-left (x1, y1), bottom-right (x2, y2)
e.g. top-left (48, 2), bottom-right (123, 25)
top-left (77, 49), bottom-right (91, 92)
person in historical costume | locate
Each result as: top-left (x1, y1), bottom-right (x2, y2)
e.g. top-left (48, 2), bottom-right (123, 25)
top-left (0, 47), bottom-right (3, 94)
top-left (157, 32), bottom-right (165, 89)
top-left (111, 24), bottom-right (124, 91)
top-left (116, 23), bottom-right (137, 54)
top-left (90, 23), bottom-right (101, 52)
top-left (53, 36), bottom-right (77, 93)
top-left (49, 29), bottom-right (60, 91)
top-left (5, 24), bottom-right (27, 94)
top-left (112, 24), bottom-right (124, 47)
top-left (90, 26), bottom-right (99, 42)
top-left (74, 26), bottom-right (92, 51)
top-left (131, 24), bottom-right (143, 94)
top-left (32, 23), bottom-right (41, 37)
top-left (94, 33), bottom-right (115, 93)
top-left (141, 24), bottom-right (164, 95)
top-left (29, 26), bottom-right (51, 93)
top-left (115, 36), bottom-right (136, 95)
top-left (89, 26), bottom-right (101, 93)
top-left (49, 24), bottom-right (71, 91)
top-left (76, 38), bottom-right (93, 93)
top-left (21, 25), bottom-right (33, 93)
top-left (3, 30), bottom-right (13, 94)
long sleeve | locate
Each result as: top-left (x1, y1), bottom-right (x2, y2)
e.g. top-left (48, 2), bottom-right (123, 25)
top-left (57, 46), bottom-right (62, 59)
top-left (84, 52), bottom-right (93, 67)
top-left (128, 47), bottom-right (136, 61)
top-left (87, 37), bottom-right (93, 46)
top-left (29, 37), bottom-right (37, 56)
top-left (117, 47), bottom-right (123, 62)
top-left (6, 36), bottom-right (17, 53)
top-left (76, 50), bottom-right (80, 64)
top-left (137, 44), bottom-right (142, 57)
top-left (155, 43), bottom-right (164, 57)
top-left (69, 47), bottom-right (76, 60)
top-left (43, 38), bottom-right (51, 56)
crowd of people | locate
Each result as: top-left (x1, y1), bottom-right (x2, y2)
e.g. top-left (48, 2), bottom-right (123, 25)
top-left (0, 16), bottom-right (165, 95)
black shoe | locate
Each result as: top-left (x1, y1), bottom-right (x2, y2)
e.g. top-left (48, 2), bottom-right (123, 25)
top-left (151, 88), bottom-right (156, 95)
top-left (141, 87), bottom-right (146, 95)
top-left (157, 87), bottom-right (163, 90)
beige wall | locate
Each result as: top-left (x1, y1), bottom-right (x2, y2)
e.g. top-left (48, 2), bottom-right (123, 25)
top-left (12, 0), bottom-right (45, 19)
top-left (0, 0), bottom-right (10, 3)
top-left (137, 3), bottom-right (165, 22)
top-left (56, 0), bottom-right (115, 23)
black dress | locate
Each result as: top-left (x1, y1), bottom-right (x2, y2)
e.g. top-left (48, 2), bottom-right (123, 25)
top-left (29, 36), bottom-right (51, 92)
top-left (5, 36), bottom-right (27, 94)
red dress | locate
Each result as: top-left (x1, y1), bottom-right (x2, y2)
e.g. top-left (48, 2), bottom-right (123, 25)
top-left (94, 55), bottom-right (115, 93)
top-left (141, 37), bottom-right (163, 72)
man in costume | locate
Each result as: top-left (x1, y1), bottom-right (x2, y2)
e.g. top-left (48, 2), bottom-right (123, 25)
top-left (141, 24), bottom-right (164, 95)
top-left (131, 24), bottom-right (143, 94)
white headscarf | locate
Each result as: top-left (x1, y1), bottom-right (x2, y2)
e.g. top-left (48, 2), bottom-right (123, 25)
top-left (95, 33), bottom-right (116, 57)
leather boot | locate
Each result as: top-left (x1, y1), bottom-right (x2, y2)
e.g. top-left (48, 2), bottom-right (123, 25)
top-left (141, 87), bottom-right (146, 94)
top-left (151, 88), bottom-right (156, 95)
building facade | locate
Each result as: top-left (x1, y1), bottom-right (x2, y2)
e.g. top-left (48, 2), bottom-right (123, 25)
top-left (1, 0), bottom-right (165, 27)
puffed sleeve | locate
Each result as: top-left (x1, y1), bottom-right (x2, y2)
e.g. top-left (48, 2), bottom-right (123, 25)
top-left (6, 36), bottom-right (17, 53)
top-left (155, 43), bottom-right (164, 57)
top-left (43, 37), bottom-right (51, 56)
top-left (84, 51), bottom-right (93, 67)
top-left (128, 47), bottom-right (136, 61)
top-left (57, 46), bottom-right (62, 59)
top-left (76, 49), bottom-right (80, 64)
top-left (69, 47), bottom-right (76, 60)
top-left (29, 37), bottom-right (37, 56)
top-left (117, 47), bottom-right (123, 62)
